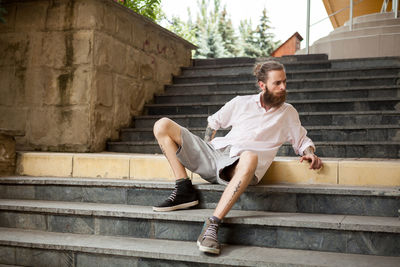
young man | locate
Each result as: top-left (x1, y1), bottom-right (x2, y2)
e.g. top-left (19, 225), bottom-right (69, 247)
top-left (152, 60), bottom-right (323, 255)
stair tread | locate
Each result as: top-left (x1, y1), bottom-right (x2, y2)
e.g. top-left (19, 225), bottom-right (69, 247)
top-left (179, 65), bottom-right (400, 77)
top-left (172, 74), bottom-right (398, 83)
top-left (108, 140), bottom-right (400, 145)
top-left (1, 176), bottom-right (399, 196)
top-left (0, 227), bottom-right (399, 267)
top-left (158, 85), bottom-right (400, 96)
top-left (136, 110), bottom-right (400, 119)
top-left (145, 97), bottom-right (400, 107)
top-left (1, 199), bottom-right (399, 232)
top-left (122, 125), bottom-right (400, 132)
top-left (184, 59), bottom-right (330, 70)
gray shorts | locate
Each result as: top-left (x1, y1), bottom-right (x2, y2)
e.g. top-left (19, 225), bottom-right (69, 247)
top-left (176, 126), bottom-right (258, 185)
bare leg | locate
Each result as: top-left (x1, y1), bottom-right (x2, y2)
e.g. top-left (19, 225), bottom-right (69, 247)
top-left (153, 118), bottom-right (188, 179)
top-left (213, 151), bottom-right (258, 219)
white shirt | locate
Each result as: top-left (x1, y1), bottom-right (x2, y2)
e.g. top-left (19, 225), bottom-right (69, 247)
top-left (207, 93), bottom-right (315, 182)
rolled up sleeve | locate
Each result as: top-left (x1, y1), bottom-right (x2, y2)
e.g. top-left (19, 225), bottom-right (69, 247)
top-left (287, 106), bottom-right (315, 155)
top-left (207, 96), bottom-right (238, 130)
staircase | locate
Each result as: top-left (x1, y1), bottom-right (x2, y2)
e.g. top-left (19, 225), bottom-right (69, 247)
top-left (0, 177), bottom-right (399, 266)
top-left (1, 54), bottom-right (399, 266)
top-left (107, 54), bottom-right (400, 158)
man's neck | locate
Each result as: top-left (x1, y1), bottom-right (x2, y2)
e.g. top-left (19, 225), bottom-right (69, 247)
top-left (260, 94), bottom-right (272, 111)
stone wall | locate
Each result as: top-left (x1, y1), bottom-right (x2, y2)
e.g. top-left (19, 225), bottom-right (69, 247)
top-left (0, 0), bottom-right (195, 152)
top-left (0, 133), bottom-right (16, 176)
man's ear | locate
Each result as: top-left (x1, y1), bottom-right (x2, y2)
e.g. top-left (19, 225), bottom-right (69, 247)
top-left (258, 81), bottom-right (266, 91)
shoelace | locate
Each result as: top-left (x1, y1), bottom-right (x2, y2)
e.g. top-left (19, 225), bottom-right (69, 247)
top-left (203, 222), bottom-right (219, 241)
top-left (168, 186), bottom-right (178, 202)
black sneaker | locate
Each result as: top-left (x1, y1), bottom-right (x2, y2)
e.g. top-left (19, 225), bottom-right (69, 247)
top-left (153, 178), bottom-right (199, 212)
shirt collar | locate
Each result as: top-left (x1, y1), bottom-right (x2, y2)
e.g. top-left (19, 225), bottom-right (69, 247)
top-left (254, 92), bottom-right (263, 108)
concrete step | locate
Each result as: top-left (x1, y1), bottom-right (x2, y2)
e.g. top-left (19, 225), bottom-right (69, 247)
top-left (172, 73), bottom-right (398, 87)
top-left (166, 76), bottom-right (399, 93)
top-left (133, 111), bottom-right (400, 128)
top-left (317, 25), bottom-right (400, 43)
top-left (179, 65), bottom-right (400, 80)
top-left (192, 55), bottom-right (329, 67)
top-left (120, 125), bottom-right (400, 143)
top-left (1, 177), bottom-right (399, 216)
top-left (351, 12), bottom-right (399, 24)
top-left (155, 86), bottom-right (400, 104)
top-left (12, 153), bottom-right (400, 186)
top-left (330, 56), bottom-right (400, 68)
top-left (107, 140), bottom-right (400, 158)
top-left (0, 200), bottom-right (399, 256)
top-left (1, 228), bottom-right (399, 267)
top-left (144, 98), bottom-right (400, 115)
top-left (342, 17), bottom-right (400, 31)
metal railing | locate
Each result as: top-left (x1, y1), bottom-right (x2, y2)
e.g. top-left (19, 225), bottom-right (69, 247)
top-left (305, 0), bottom-right (399, 54)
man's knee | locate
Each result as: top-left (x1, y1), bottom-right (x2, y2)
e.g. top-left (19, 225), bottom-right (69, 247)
top-left (153, 117), bottom-right (172, 138)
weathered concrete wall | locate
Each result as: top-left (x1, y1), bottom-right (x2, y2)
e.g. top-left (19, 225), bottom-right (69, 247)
top-left (0, 0), bottom-right (195, 152)
top-left (0, 133), bottom-right (16, 176)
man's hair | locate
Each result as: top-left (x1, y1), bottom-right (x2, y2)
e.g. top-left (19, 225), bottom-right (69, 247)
top-left (253, 61), bottom-right (285, 83)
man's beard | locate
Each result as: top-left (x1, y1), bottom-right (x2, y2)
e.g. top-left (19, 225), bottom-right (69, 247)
top-left (262, 89), bottom-right (287, 108)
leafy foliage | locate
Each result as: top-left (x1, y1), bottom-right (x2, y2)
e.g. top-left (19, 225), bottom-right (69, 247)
top-left (162, 0), bottom-right (280, 58)
top-left (115, 0), bottom-right (162, 21)
top-left (0, 5), bottom-right (7, 24)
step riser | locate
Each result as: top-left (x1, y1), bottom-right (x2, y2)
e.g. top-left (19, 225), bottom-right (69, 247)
top-left (134, 114), bottom-right (400, 128)
top-left (167, 79), bottom-right (399, 93)
top-left (1, 211), bottom-right (398, 256)
top-left (331, 58), bottom-right (400, 69)
top-left (277, 144), bottom-right (400, 158)
top-left (172, 76), bottom-right (398, 88)
top-left (107, 143), bottom-right (400, 158)
top-left (155, 88), bottom-right (400, 104)
top-left (1, 185), bottom-right (398, 217)
top-left (0, 246), bottom-right (200, 267)
top-left (120, 128), bottom-right (400, 142)
top-left (180, 68), bottom-right (400, 80)
top-left (146, 100), bottom-right (400, 115)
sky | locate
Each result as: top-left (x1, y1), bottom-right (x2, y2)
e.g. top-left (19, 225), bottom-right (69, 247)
top-left (160, 0), bottom-right (334, 49)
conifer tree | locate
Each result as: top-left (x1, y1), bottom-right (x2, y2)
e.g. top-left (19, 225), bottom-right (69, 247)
top-left (218, 6), bottom-right (239, 57)
top-left (194, 0), bottom-right (226, 58)
top-left (255, 7), bottom-right (278, 56)
top-left (238, 19), bottom-right (261, 57)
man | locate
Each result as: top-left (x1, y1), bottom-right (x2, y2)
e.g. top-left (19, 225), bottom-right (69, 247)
top-left (152, 60), bottom-right (323, 255)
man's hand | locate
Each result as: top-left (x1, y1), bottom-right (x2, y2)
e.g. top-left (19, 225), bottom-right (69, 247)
top-left (300, 146), bottom-right (323, 170)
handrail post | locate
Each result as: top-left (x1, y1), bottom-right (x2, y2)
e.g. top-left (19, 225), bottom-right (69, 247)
top-left (395, 0), bottom-right (399, 18)
top-left (306, 0), bottom-right (310, 54)
top-left (349, 0), bottom-right (353, 31)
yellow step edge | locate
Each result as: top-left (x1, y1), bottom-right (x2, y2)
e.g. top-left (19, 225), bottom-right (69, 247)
top-left (15, 152), bottom-right (400, 186)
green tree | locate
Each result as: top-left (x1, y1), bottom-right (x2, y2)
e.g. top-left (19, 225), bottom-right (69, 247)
top-left (165, 14), bottom-right (197, 45)
top-left (218, 6), bottom-right (239, 57)
top-left (238, 19), bottom-right (260, 57)
top-left (255, 8), bottom-right (278, 56)
top-left (116, 0), bottom-right (162, 21)
top-left (194, 0), bottom-right (226, 58)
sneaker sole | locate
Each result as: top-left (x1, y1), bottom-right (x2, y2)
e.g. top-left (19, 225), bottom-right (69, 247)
top-left (197, 240), bottom-right (220, 255)
top-left (152, 200), bottom-right (199, 212)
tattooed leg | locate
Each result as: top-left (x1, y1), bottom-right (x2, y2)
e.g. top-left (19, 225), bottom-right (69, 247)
top-left (153, 118), bottom-right (188, 179)
top-left (213, 151), bottom-right (258, 220)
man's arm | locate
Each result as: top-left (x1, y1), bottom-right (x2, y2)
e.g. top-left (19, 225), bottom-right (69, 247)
top-left (300, 146), bottom-right (323, 170)
top-left (204, 124), bottom-right (217, 142)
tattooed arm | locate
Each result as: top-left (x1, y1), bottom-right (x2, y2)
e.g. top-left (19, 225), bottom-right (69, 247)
top-left (204, 124), bottom-right (217, 142)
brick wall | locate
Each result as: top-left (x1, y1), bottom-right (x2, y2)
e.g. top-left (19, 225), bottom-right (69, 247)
top-left (0, 0), bottom-right (195, 152)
